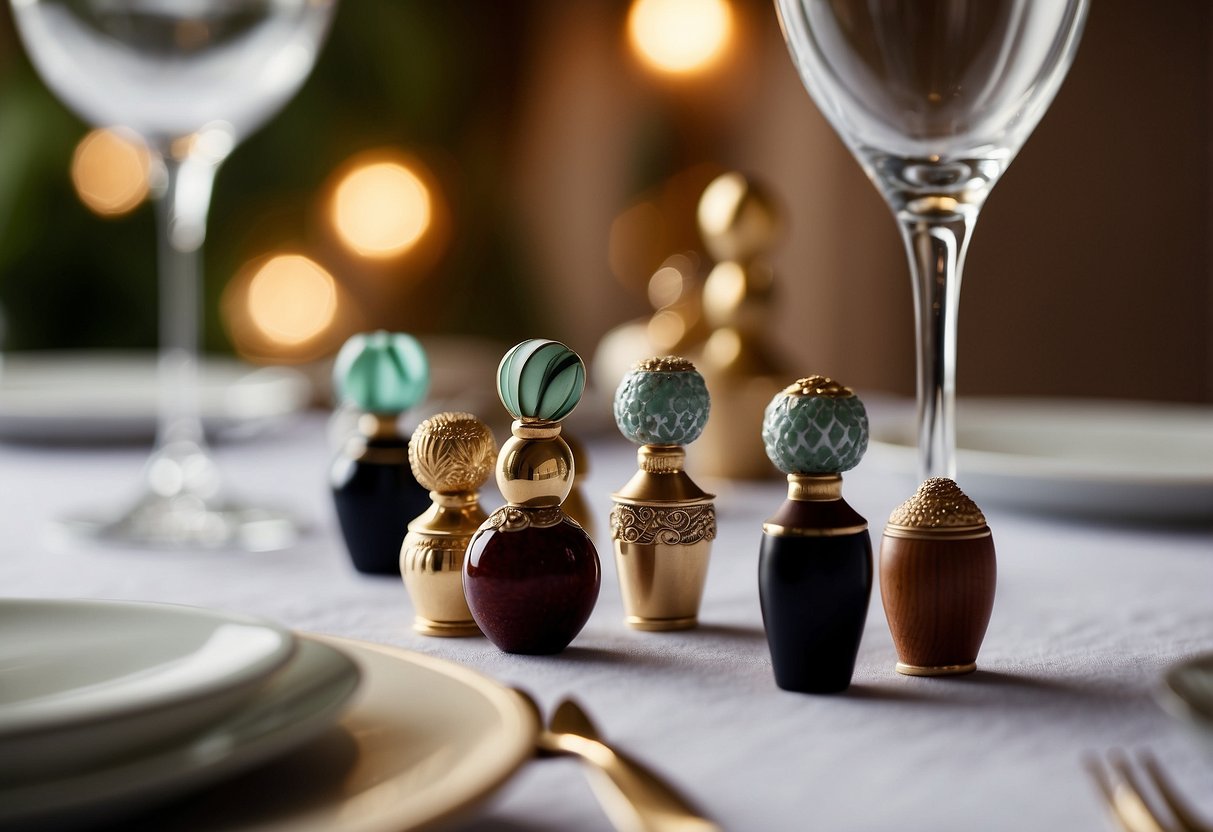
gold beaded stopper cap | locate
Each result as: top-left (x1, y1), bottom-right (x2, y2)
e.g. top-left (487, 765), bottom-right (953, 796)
top-left (885, 478), bottom-right (989, 538)
top-left (409, 412), bottom-right (497, 494)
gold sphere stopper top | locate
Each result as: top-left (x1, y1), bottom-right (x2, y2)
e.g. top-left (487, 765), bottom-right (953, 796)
top-left (697, 172), bottom-right (780, 264)
top-left (409, 412), bottom-right (497, 494)
top-left (887, 478), bottom-right (988, 533)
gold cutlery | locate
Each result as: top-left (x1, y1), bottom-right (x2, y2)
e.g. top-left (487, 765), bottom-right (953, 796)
top-left (516, 691), bottom-right (721, 832)
top-left (1086, 750), bottom-right (1212, 832)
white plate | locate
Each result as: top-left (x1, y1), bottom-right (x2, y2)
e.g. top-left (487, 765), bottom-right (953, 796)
top-left (868, 398), bottom-right (1213, 522)
top-left (0, 351), bottom-right (311, 443)
top-left (0, 636), bottom-right (361, 830)
top-left (125, 636), bottom-right (538, 832)
top-left (0, 599), bottom-right (296, 782)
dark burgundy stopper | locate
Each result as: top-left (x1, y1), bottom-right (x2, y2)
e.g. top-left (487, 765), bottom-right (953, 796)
top-left (464, 516), bottom-right (600, 654)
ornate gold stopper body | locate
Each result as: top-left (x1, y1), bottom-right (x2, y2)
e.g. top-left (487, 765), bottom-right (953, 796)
top-left (879, 478), bottom-right (996, 676)
top-left (400, 412), bottom-right (496, 637)
top-left (611, 357), bottom-right (716, 631)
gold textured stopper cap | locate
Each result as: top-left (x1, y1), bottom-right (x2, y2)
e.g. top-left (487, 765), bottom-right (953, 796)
top-left (885, 478), bottom-right (988, 537)
top-left (409, 412), bottom-right (497, 494)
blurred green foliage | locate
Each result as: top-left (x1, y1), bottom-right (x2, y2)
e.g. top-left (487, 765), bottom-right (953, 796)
top-left (0, 1), bottom-right (543, 355)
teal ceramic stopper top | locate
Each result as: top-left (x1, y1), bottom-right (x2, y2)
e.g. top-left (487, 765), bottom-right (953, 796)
top-left (614, 356), bottom-right (710, 446)
top-left (762, 375), bottom-right (868, 474)
top-left (497, 339), bottom-right (585, 422)
top-left (333, 331), bottom-right (429, 414)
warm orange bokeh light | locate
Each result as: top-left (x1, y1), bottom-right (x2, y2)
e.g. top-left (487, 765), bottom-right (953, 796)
top-left (71, 128), bottom-right (151, 217)
top-left (245, 254), bottom-right (339, 346)
top-left (331, 161), bottom-right (432, 258)
top-left (627, 0), bottom-right (733, 76)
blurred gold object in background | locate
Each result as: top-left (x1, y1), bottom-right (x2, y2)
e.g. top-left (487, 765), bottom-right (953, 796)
top-left (693, 172), bottom-right (785, 480)
top-left (593, 252), bottom-right (708, 395)
top-left (562, 431), bottom-right (595, 540)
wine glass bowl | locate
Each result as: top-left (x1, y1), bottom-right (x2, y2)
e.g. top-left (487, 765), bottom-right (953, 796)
top-left (11, 0), bottom-right (337, 549)
top-left (11, 0), bottom-right (332, 149)
top-left (775, 0), bottom-right (1088, 478)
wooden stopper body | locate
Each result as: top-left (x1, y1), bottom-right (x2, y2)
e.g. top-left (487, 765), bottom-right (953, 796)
top-left (879, 532), bottom-right (996, 675)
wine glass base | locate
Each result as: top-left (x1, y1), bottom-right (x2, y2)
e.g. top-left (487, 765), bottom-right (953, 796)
top-left (55, 494), bottom-right (300, 552)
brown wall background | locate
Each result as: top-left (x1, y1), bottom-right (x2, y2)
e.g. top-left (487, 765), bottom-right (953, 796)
top-left (509, 0), bottom-right (1213, 403)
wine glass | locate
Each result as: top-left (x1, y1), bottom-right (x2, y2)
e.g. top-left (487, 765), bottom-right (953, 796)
top-left (774, 0), bottom-right (1088, 480)
top-left (11, 0), bottom-right (337, 549)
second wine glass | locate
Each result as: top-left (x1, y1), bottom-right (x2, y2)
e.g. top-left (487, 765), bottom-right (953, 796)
top-left (12, 0), bottom-right (338, 549)
top-left (774, 0), bottom-right (1089, 479)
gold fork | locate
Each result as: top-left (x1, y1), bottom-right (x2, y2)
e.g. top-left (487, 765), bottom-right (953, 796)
top-left (516, 690), bottom-right (721, 832)
top-left (1086, 750), bottom-right (1212, 832)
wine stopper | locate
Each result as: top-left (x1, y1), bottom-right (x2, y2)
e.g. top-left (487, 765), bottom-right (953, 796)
top-left (400, 412), bottom-right (497, 637)
top-left (610, 356), bottom-right (715, 631)
top-left (330, 331), bottom-right (431, 575)
top-left (758, 375), bottom-right (872, 693)
top-left (463, 339), bottom-right (601, 655)
top-left (880, 478), bottom-right (996, 676)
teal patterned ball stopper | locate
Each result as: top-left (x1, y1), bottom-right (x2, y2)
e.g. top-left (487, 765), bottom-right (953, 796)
top-left (497, 339), bottom-right (586, 422)
top-left (762, 376), bottom-right (868, 474)
top-left (614, 356), bottom-right (710, 446)
top-left (333, 331), bottom-right (429, 414)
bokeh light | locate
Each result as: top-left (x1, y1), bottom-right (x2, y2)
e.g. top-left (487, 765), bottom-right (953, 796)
top-left (627, 0), bottom-right (733, 76)
top-left (331, 160), bottom-right (432, 258)
top-left (70, 129), bottom-right (151, 217)
top-left (245, 254), bottom-right (338, 346)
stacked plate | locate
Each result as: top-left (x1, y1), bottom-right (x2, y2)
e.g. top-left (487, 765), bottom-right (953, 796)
top-left (0, 599), bottom-right (537, 831)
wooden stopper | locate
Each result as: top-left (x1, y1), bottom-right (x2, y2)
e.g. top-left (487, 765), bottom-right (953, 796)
top-left (879, 478), bottom-right (996, 676)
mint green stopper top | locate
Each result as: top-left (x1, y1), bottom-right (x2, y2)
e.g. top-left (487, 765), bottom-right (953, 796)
top-left (614, 357), bottom-right (710, 446)
top-left (497, 339), bottom-right (585, 422)
top-left (333, 331), bottom-right (429, 414)
top-left (762, 376), bottom-right (868, 474)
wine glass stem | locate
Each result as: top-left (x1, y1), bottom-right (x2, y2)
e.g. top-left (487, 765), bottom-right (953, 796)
top-left (152, 153), bottom-right (219, 464)
top-left (897, 209), bottom-right (976, 482)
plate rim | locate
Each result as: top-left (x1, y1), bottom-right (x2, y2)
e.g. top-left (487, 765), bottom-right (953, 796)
top-left (869, 396), bottom-right (1213, 485)
top-left (0, 635), bottom-right (362, 825)
top-left (0, 598), bottom-right (297, 739)
top-left (308, 634), bottom-right (540, 832)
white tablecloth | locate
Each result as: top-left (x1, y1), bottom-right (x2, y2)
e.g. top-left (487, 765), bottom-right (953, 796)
top-left (2, 413), bottom-right (1211, 831)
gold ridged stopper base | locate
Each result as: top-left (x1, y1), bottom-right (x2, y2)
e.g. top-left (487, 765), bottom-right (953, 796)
top-left (413, 617), bottom-right (482, 638)
top-left (625, 614), bottom-right (698, 632)
top-left (895, 662), bottom-right (977, 677)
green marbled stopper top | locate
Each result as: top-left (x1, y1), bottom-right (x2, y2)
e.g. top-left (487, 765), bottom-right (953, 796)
top-left (762, 376), bottom-right (868, 474)
top-left (613, 356), bottom-right (710, 446)
top-left (333, 330), bottom-right (429, 414)
top-left (497, 338), bottom-right (586, 422)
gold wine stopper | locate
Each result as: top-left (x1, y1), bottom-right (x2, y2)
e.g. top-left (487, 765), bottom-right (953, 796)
top-left (400, 412), bottom-right (497, 637)
top-left (611, 356), bottom-right (716, 631)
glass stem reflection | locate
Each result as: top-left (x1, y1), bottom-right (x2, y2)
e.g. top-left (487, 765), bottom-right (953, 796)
top-left (897, 206), bottom-right (975, 482)
top-left (149, 151), bottom-right (221, 499)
